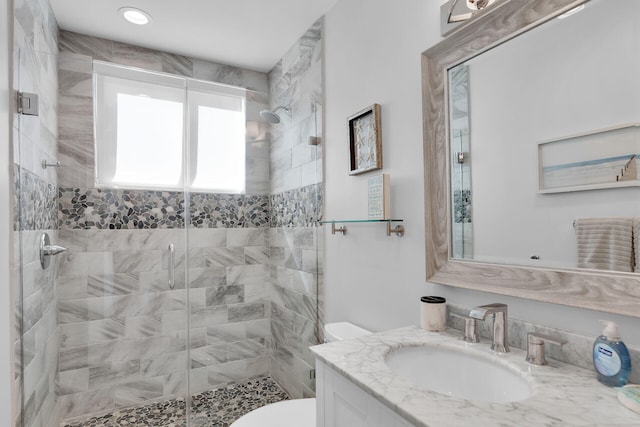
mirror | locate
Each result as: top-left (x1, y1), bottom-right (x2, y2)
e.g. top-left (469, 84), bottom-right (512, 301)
top-left (422, 0), bottom-right (640, 317)
top-left (448, 0), bottom-right (639, 272)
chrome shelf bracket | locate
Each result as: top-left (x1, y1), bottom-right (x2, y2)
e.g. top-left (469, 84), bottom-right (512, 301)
top-left (331, 223), bottom-right (347, 235)
top-left (387, 222), bottom-right (405, 237)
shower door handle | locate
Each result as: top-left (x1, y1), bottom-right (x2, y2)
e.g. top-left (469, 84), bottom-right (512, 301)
top-left (168, 244), bottom-right (176, 290)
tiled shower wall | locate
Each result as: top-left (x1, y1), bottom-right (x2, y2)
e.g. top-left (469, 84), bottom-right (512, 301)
top-left (57, 30), bottom-right (271, 193)
top-left (55, 225), bottom-right (272, 420)
top-left (13, 0), bottom-right (60, 426)
top-left (55, 32), bottom-right (274, 421)
top-left (11, 11), bottom-right (324, 426)
top-left (268, 19), bottom-right (324, 398)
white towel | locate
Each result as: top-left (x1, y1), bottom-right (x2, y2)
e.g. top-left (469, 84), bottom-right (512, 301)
top-left (634, 217), bottom-right (640, 273)
top-left (575, 218), bottom-right (634, 272)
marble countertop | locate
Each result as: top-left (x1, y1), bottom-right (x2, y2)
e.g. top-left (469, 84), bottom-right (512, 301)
top-left (310, 326), bottom-right (640, 426)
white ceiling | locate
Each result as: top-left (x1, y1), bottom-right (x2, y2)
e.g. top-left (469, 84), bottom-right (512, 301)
top-left (49, 0), bottom-right (338, 73)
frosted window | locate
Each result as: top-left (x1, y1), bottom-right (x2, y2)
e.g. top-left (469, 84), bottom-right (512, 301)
top-left (113, 94), bottom-right (184, 187)
top-left (93, 61), bottom-right (246, 192)
top-left (191, 106), bottom-right (246, 193)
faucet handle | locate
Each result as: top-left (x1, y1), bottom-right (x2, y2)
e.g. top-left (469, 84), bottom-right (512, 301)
top-left (451, 313), bottom-right (480, 343)
top-left (526, 332), bottom-right (567, 366)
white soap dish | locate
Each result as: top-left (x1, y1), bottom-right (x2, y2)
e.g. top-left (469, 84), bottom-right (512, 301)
top-left (617, 384), bottom-right (640, 415)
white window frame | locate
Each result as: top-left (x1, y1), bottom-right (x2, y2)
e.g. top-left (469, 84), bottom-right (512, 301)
top-left (93, 61), bottom-right (247, 193)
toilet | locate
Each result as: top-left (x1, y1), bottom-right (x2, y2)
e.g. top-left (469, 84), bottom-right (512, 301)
top-left (230, 322), bottom-right (372, 427)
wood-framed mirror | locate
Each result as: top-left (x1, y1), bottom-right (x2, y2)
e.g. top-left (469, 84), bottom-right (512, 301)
top-left (422, 0), bottom-right (640, 317)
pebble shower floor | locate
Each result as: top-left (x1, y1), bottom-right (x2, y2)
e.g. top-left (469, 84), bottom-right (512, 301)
top-left (60, 376), bottom-right (289, 427)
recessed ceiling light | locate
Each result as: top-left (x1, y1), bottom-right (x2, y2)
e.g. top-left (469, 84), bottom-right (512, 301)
top-left (118, 7), bottom-right (152, 25)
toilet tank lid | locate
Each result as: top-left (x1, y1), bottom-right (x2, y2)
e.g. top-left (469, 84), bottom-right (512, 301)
top-left (324, 322), bottom-right (372, 342)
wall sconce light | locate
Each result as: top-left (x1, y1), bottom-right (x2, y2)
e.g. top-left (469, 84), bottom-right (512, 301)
top-left (449, 0), bottom-right (497, 22)
top-left (440, 0), bottom-right (498, 36)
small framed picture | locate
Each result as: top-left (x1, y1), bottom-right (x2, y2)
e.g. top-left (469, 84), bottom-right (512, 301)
top-left (348, 104), bottom-right (382, 175)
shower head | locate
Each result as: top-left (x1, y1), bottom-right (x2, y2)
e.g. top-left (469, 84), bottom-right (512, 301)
top-left (259, 105), bottom-right (290, 124)
top-left (259, 110), bottom-right (281, 124)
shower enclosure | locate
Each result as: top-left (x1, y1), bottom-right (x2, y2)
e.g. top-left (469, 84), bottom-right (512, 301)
top-left (13, 16), bottom-right (324, 427)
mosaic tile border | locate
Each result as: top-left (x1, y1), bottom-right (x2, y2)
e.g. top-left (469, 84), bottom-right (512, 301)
top-left (58, 183), bottom-right (319, 230)
top-left (12, 165), bottom-right (19, 232)
top-left (244, 195), bottom-right (270, 228)
top-left (269, 183), bottom-right (323, 228)
top-left (60, 376), bottom-right (289, 427)
top-left (14, 162), bottom-right (321, 234)
top-left (453, 189), bottom-right (472, 224)
top-left (14, 166), bottom-right (58, 231)
top-left (58, 188), bottom-right (270, 230)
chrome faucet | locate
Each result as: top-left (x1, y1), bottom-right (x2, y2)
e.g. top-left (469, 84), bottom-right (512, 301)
top-left (469, 303), bottom-right (509, 353)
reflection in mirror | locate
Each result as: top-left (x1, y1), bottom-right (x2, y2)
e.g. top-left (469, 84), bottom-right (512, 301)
top-left (449, 65), bottom-right (473, 259)
top-left (448, 0), bottom-right (640, 272)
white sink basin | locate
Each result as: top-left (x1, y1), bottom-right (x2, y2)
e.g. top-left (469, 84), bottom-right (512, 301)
top-left (385, 345), bottom-right (532, 403)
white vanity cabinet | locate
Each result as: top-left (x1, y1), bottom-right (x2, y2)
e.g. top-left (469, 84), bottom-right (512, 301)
top-left (316, 360), bottom-right (415, 427)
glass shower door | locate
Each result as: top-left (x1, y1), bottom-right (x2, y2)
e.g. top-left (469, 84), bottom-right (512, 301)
top-left (15, 46), bottom-right (61, 427)
top-left (14, 47), bottom-right (184, 427)
top-left (53, 53), bottom-right (192, 426)
top-left (184, 80), bottom-right (276, 425)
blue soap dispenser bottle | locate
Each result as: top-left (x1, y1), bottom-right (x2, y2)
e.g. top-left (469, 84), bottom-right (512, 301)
top-left (593, 321), bottom-right (631, 387)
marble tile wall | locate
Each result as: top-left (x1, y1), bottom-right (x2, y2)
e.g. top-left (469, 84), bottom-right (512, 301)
top-left (55, 23), bottom-right (327, 409)
top-left (14, 167), bottom-right (60, 427)
top-left (13, 0), bottom-right (60, 426)
top-left (267, 18), bottom-right (324, 398)
top-left (269, 227), bottom-right (321, 398)
top-left (19, 230), bottom-right (61, 427)
top-left (57, 30), bottom-right (270, 195)
top-left (9, 12), bottom-right (326, 426)
top-left (54, 31), bottom-right (277, 422)
top-left (268, 19), bottom-right (323, 195)
top-left (56, 228), bottom-right (271, 420)
top-left (14, 0), bottom-right (59, 181)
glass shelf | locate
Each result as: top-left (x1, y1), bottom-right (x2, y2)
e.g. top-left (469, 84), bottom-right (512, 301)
top-left (320, 219), bottom-right (403, 224)
top-left (320, 219), bottom-right (405, 236)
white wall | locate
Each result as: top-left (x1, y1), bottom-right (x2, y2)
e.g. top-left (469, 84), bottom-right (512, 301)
top-left (323, 0), bottom-right (640, 345)
top-left (1, 0), bottom-right (14, 424)
top-left (324, 0), bottom-right (439, 333)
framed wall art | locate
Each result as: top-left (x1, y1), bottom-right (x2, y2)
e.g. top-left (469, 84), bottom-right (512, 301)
top-left (538, 123), bottom-right (639, 193)
top-left (348, 104), bottom-right (382, 175)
